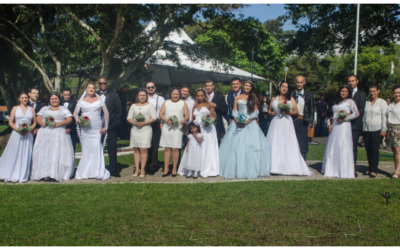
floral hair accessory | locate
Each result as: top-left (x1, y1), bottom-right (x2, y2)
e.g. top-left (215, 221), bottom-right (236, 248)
top-left (193, 120), bottom-right (200, 126)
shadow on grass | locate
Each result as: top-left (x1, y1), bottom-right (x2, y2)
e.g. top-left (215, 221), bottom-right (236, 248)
top-left (307, 162), bottom-right (393, 177)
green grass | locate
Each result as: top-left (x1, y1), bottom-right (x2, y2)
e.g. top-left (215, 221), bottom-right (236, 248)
top-left (0, 180), bottom-right (399, 246)
top-left (0, 125), bottom-right (11, 136)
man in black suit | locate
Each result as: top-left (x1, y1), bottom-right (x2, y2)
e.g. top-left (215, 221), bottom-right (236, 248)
top-left (96, 77), bottom-right (122, 177)
top-left (28, 87), bottom-right (43, 142)
top-left (291, 75), bottom-right (314, 161)
top-left (224, 77), bottom-right (242, 125)
top-left (204, 79), bottom-right (228, 145)
top-left (61, 88), bottom-right (78, 153)
top-left (348, 75), bottom-right (366, 177)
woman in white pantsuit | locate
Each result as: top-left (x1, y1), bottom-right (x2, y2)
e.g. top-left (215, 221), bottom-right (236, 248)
top-left (127, 88), bottom-right (157, 177)
top-left (159, 87), bottom-right (189, 177)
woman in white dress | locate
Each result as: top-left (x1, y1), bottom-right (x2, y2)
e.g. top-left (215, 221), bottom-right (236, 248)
top-left (127, 88), bottom-right (157, 177)
top-left (0, 92), bottom-right (36, 183)
top-left (322, 85), bottom-right (359, 179)
top-left (178, 89), bottom-right (219, 178)
top-left (159, 87), bottom-right (189, 177)
top-left (31, 93), bottom-right (75, 182)
top-left (385, 85), bottom-right (400, 179)
top-left (266, 82), bottom-right (313, 176)
top-left (73, 82), bottom-right (110, 180)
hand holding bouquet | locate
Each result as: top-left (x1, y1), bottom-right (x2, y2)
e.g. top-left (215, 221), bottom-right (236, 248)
top-left (168, 115), bottom-right (179, 130)
top-left (201, 114), bottom-right (215, 127)
top-left (236, 113), bottom-right (247, 127)
top-left (45, 115), bottom-right (56, 128)
top-left (79, 116), bottom-right (91, 127)
top-left (337, 110), bottom-right (348, 123)
top-left (134, 113), bottom-right (146, 126)
top-left (17, 122), bottom-right (31, 135)
top-left (277, 100), bottom-right (291, 116)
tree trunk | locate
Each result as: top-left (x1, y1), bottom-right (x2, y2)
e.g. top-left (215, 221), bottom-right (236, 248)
top-left (0, 67), bottom-right (16, 111)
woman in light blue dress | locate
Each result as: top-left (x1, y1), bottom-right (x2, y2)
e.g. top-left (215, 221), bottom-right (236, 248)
top-left (219, 80), bottom-right (271, 179)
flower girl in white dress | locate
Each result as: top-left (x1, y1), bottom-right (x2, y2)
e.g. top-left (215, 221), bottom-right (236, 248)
top-left (0, 92), bottom-right (36, 183)
top-left (73, 83), bottom-right (110, 180)
top-left (178, 121), bottom-right (204, 179)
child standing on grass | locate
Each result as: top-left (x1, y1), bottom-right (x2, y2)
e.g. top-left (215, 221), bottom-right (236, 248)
top-left (178, 121), bottom-right (204, 179)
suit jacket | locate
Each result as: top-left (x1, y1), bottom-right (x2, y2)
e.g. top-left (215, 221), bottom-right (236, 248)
top-left (351, 89), bottom-right (366, 131)
top-left (96, 90), bottom-right (122, 131)
top-left (290, 89), bottom-right (315, 127)
top-left (223, 91), bottom-right (242, 122)
top-left (211, 92), bottom-right (228, 134)
top-left (60, 99), bottom-right (78, 135)
top-left (28, 100), bottom-right (44, 130)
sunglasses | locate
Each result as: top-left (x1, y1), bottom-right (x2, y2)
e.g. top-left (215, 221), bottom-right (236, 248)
top-left (147, 86), bottom-right (155, 89)
top-left (99, 82), bottom-right (107, 85)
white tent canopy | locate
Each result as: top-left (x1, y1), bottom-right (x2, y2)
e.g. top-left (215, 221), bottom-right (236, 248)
top-left (145, 21), bottom-right (268, 85)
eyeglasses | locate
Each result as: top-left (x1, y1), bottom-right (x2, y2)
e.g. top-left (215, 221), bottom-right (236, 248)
top-left (147, 86), bottom-right (155, 89)
top-left (99, 82), bottom-right (107, 85)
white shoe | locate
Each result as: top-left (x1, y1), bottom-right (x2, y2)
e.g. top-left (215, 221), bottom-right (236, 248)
top-left (186, 173), bottom-right (192, 178)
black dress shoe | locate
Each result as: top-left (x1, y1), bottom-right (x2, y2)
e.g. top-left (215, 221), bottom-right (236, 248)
top-left (113, 173), bottom-right (121, 177)
top-left (370, 174), bottom-right (377, 178)
top-left (162, 173), bottom-right (170, 177)
top-left (171, 174), bottom-right (177, 177)
top-left (354, 172), bottom-right (358, 178)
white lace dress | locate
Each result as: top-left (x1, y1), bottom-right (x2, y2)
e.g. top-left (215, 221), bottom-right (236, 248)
top-left (266, 97), bottom-right (313, 176)
top-left (177, 133), bottom-right (204, 172)
top-left (178, 107), bottom-right (219, 177)
top-left (322, 99), bottom-right (359, 178)
top-left (0, 106), bottom-right (34, 183)
top-left (73, 99), bottom-right (110, 180)
top-left (31, 107), bottom-right (75, 182)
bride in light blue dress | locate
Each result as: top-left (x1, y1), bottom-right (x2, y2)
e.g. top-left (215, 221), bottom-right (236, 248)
top-left (219, 80), bottom-right (271, 179)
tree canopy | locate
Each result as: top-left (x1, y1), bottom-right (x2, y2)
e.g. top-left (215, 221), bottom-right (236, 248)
top-left (283, 4), bottom-right (400, 55)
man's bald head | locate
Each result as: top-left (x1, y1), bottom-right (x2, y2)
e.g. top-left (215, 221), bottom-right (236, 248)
top-left (294, 75), bottom-right (306, 91)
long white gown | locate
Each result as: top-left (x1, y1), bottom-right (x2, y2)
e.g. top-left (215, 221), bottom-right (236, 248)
top-left (31, 106), bottom-right (75, 182)
top-left (0, 106), bottom-right (34, 183)
top-left (266, 97), bottom-right (313, 176)
top-left (73, 99), bottom-right (110, 180)
top-left (322, 99), bottom-right (359, 178)
top-left (191, 107), bottom-right (219, 177)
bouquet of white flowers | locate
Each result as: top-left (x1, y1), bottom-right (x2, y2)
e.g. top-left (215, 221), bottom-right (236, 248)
top-left (45, 115), bottom-right (56, 128)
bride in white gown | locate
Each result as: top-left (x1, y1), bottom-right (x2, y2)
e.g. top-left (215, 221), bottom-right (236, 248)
top-left (73, 83), bottom-right (110, 180)
top-left (266, 82), bottom-right (313, 176)
top-left (178, 89), bottom-right (219, 178)
top-left (31, 93), bottom-right (75, 182)
top-left (322, 85), bottom-right (359, 179)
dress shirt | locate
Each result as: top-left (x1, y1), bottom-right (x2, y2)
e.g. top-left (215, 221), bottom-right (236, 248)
top-left (233, 90), bottom-right (242, 98)
top-left (352, 87), bottom-right (358, 97)
top-left (182, 97), bottom-right (195, 124)
top-left (295, 89), bottom-right (305, 116)
top-left (387, 102), bottom-right (400, 125)
top-left (207, 91), bottom-right (215, 102)
top-left (63, 102), bottom-right (69, 109)
top-left (30, 100), bottom-right (37, 110)
top-left (98, 90), bottom-right (108, 103)
top-left (148, 94), bottom-right (165, 120)
top-left (363, 98), bottom-right (388, 132)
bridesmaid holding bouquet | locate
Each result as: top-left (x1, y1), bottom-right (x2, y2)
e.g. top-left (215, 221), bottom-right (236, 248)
top-left (127, 88), bottom-right (157, 177)
top-left (159, 87), bottom-right (189, 177)
top-left (0, 92), bottom-right (36, 183)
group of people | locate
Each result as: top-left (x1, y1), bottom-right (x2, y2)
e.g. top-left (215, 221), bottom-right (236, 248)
top-left (1, 74), bottom-right (399, 183)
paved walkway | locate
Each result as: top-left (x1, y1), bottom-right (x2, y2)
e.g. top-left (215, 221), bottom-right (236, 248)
top-left (1, 160), bottom-right (396, 185)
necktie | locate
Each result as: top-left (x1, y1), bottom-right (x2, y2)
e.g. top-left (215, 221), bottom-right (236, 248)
top-left (296, 92), bottom-right (304, 103)
top-left (30, 103), bottom-right (34, 108)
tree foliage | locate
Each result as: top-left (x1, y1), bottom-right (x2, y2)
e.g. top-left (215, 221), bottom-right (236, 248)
top-left (185, 16), bottom-right (288, 84)
top-left (284, 4), bottom-right (400, 55)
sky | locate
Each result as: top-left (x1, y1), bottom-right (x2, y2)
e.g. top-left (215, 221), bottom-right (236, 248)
top-left (232, 4), bottom-right (299, 31)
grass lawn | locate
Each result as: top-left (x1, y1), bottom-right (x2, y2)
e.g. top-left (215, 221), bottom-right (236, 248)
top-left (0, 180), bottom-right (399, 246)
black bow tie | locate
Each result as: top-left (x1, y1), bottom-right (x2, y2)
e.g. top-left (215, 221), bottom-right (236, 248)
top-left (64, 100), bottom-right (70, 103)
top-left (100, 90), bottom-right (108, 95)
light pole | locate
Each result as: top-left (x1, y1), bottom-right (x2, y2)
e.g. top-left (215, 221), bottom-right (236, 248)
top-left (250, 28), bottom-right (258, 82)
top-left (354, 4), bottom-right (360, 75)
top-left (284, 67), bottom-right (289, 81)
